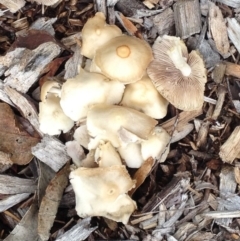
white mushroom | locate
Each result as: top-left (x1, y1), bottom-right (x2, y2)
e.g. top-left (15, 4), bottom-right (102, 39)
top-left (70, 165), bottom-right (136, 224)
top-left (60, 68), bottom-right (125, 121)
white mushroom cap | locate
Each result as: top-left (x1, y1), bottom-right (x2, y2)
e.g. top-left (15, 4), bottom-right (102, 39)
top-left (73, 125), bottom-right (90, 150)
top-left (70, 165), bottom-right (136, 224)
top-left (147, 35), bottom-right (207, 111)
top-left (60, 68), bottom-right (125, 121)
top-left (117, 143), bottom-right (144, 168)
top-left (40, 80), bottom-right (61, 102)
top-left (92, 35), bottom-right (153, 83)
top-left (95, 141), bottom-right (122, 167)
top-left (141, 126), bottom-right (170, 162)
top-left (39, 94), bottom-right (74, 135)
top-left (81, 12), bottom-right (122, 59)
top-left (120, 74), bottom-right (169, 119)
top-left (87, 104), bottom-right (158, 148)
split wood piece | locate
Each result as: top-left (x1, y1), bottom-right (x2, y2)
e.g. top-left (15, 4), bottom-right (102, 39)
top-left (208, 2), bottom-right (229, 57)
top-left (227, 18), bottom-right (240, 54)
top-left (217, 165), bottom-right (237, 226)
top-left (188, 150), bottom-right (214, 160)
top-left (161, 109), bottom-right (203, 135)
top-left (0, 41), bottom-right (61, 93)
top-left (225, 62), bottom-right (240, 78)
top-left (152, 8), bottom-right (174, 36)
top-left (94, 0), bottom-right (107, 16)
top-left (55, 217), bottom-right (97, 241)
top-left (142, 172), bottom-right (190, 213)
top-left (116, 0), bottom-right (146, 17)
top-left (215, 0), bottom-right (240, 8)
top-left (0, 0), bottom-right (25, 13)
top-left (173, 0), bottom-right (201, 39)
top-left (212, 86), bottom-right (227, 120)
top-left (32, 135), bottom-right (70, 172)
top-left (187, 36), bottom-right (220, 68)
top-left (0, 151), bottom-right (13, 173)
top-left (4, 86), bottom-right (43, 136)
top-left (212, 62), bottom-right (226, 84)
top-left (30, 17), bottom-right (57, 36)
top-left (219, 126), bottom-right (240, 163)
top-left (196, 120), bottom-right (210, 149)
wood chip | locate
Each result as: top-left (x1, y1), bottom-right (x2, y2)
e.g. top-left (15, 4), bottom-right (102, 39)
top-left (227, 18), bottom-right (240, 54)
top-left (0, 193), bottom-right (31, 213)
top-left (0, 0), bottom-right (25, 13)
top-left (173, 0), bottom-right (201, 39)
top-left (208, 2), bottom-right (229, 56)
top-left (55, 217), bottom-right (98, 241)
top-left (212, 62), bottom-right (226, 84)
top-left (219, 126), bottom-right (240, 163)
top-left (152, 8), bottom-right (174, 36)
top-left (4, 86), bottom-right (43, 136)
top-left (32, 135), bottom-right (70, 172)
top-left (0, 42), bottom-right (61, 93)
top-left (0, 151), bottom-right (13, 173)
top-left (225, 61), bottom-right (240, 78)
top-left (215, 0), bottom-right (240, 8)
top-left (0, 175), bottom-right (36, 194)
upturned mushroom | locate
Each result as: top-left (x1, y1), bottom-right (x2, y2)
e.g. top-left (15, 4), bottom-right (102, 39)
top-left (70, 165), bottom-right (136, 224)
top-left (147, 35), bottom-right (207, 111)
top-left (60, 68), bottom-right (125, 121)
top-left (81, 12), bottom-right (122, 59)
top-left (120, 74), bottom-right (169, 119)
top-left (91, 35), bottom-right (153, 83)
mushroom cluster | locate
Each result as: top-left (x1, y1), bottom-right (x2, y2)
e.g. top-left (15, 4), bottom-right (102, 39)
top-left (38, 12), bottom-right (207, 224)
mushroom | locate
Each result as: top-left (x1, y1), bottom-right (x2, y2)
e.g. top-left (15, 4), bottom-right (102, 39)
top-left (120, 74), bottom-right (169, 119)
top-left (87, 104), bottom-right (158, 148)
top-left (141, 126), bottom-right (170, 162)
top-left (81, 12), bottom-right (122, 59)
top-left (39, 80), bottom-right (74, 135)
top-left (60, 68), bottom-right (125, 121)
top-left (95, 141), bottom-right (122, 167)
top-left (70, 165), bottom-right (136, 224)
top-left (91, 35), bottom-right (153, 83)
top-left (147, 35), bottom-right (207, 111)
top-left (73, 125), bottom-right (90, 150)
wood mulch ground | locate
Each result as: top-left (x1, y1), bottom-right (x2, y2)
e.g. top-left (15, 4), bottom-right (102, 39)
top-left (1, 0), bottom-right (240, 240)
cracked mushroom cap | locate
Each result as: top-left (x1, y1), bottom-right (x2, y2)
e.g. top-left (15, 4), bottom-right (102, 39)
top-left (81, 12), bottom-right (122, 59)
top-left (87, 104), bottom-right (158, 148)
top-left (92, 35), bottom-right (153, 83)
top-left (69, 165), bottom-right (136, 224)
top-left (120, 74), bottom-right (169, 119)
top-left (60, 68), bottom-right (125, 121)
top-left (147, 35), bottom-right (207, 111)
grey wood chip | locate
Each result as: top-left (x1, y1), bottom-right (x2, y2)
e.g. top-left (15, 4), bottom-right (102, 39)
top-left (0, 175), bottom-right (36, 194)
top-left (56, 217), bottom-right (98, 241)
top-left (216, 0), bottom-right (240, 8)
top-left (30, 17), bottom-right (57, 35)
top-left (4, 85), bottom-right (42, 136)
top-left (0, 193), bottom-right (30, 212)
top-left (4, 201), bottom-right (39, 241)
top-left (227, 18), bottom-right (240, 54)
top-left (32, 135), bottom-right (70, 172)
top-left (0, 42), bottom-right (61, 93)
top-left (64, 45), bottom-right (83, 79)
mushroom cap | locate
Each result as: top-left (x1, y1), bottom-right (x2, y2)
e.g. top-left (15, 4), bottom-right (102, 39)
top-left (147, 35), bottom-right (207, 111)
top-left (81, 12), bottom-right (122, 59)
top-left (39, 94), bottom-right (74, 135)
top-left (87, 104), bottom-right (158, 148)
top-left (60, 68), bottom-right (125, 121)
top-left (73, 125), bottom-right (90, 150)
top-left (70, 165), bottom-right (136, 223)
top-left (120, 74), bottom-right (169, 119)
top-left (93, 35), bottom-right (153, 83)
top-left (40, 80), bottom-right (61, 102)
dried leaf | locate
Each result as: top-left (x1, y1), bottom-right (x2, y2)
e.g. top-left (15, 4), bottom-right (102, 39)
top-left (38, 162), bottom-right (70, 241)
top-left (0, 103), bottom-right (39, 165)
top-left (129, 157), bottom-right (155, 196)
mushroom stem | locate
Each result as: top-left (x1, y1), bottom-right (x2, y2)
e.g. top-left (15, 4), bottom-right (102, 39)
top-left (167, 45), bottom-right (191, 77)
